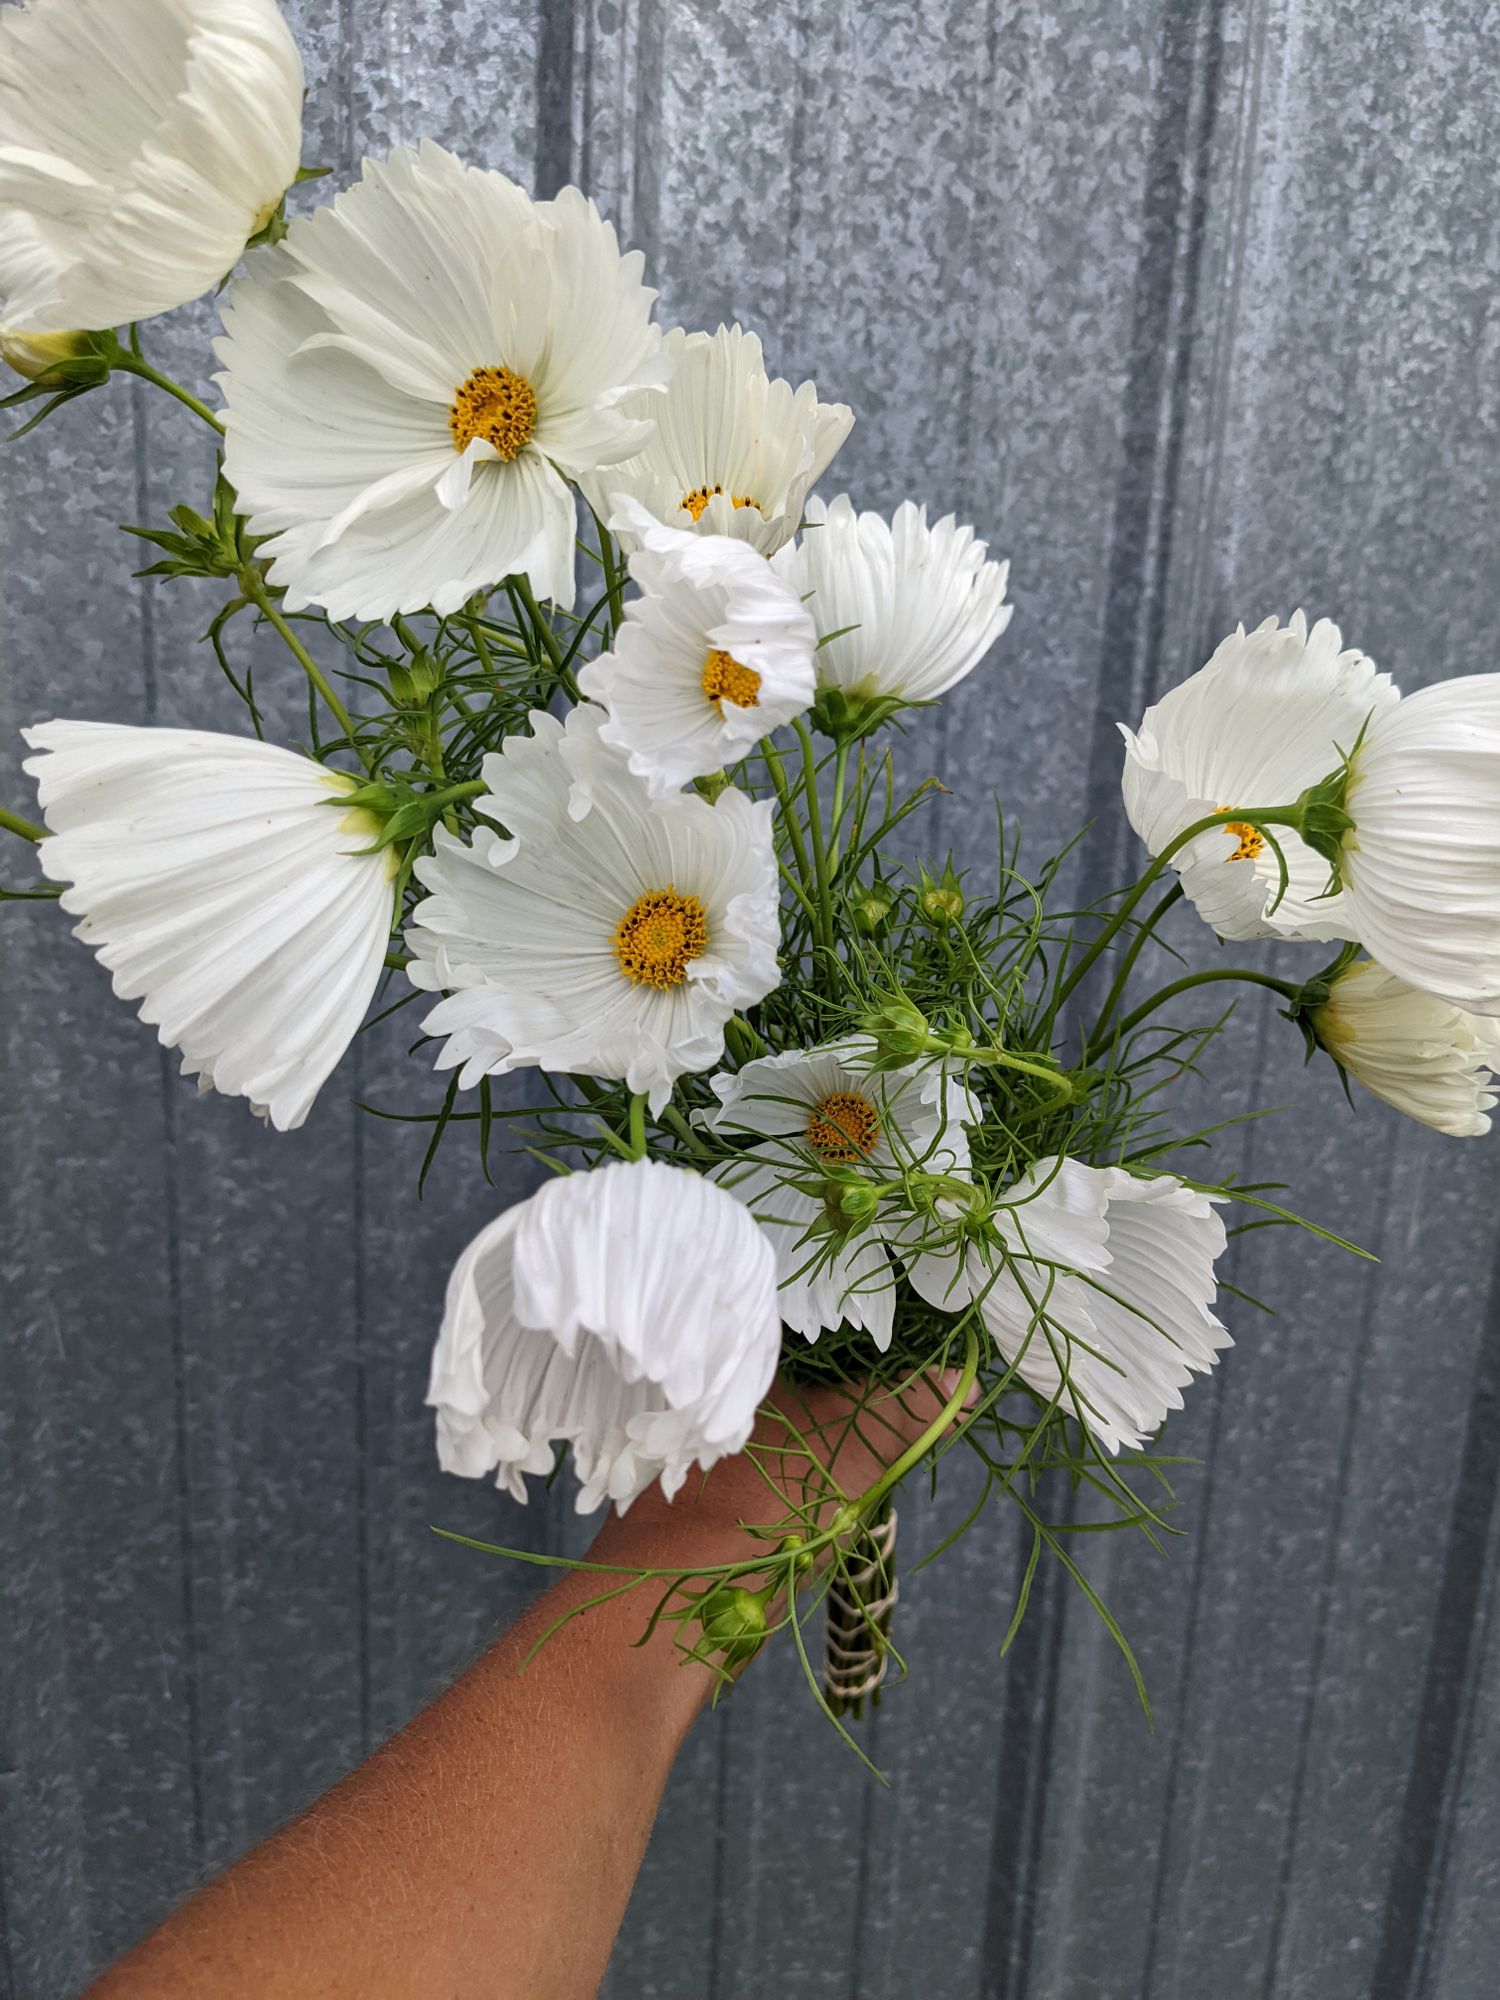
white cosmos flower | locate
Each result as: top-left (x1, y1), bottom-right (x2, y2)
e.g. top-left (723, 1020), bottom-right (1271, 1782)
top-left (908, 1158), bottom-right (1229, 1454)
top-left (0, 0), bottom-right (303, 333)
top-left (1334, 676), bottom-right (1500, 1014)
top-left (428, 1158), bottom-right (782, 1511)
top-left (575, 498), bottom-right (816, 795)
top-left (406, 703), bottom-right (780, 1112)
top-left (702, 1043), bottom-right (976, 1351)
top-left (1121, 612), bottom-right (1400, 943)
top-left (22, 720), bottom-right (395, 1132)
top-left (580, 323), bottom-right (852, 557)
top-left (1310, 958), bottom-right (1500, 1137)
top-left (216, 142), bottom-right (669, 622)
top-left (774, 493), bottom-right (1013, 705)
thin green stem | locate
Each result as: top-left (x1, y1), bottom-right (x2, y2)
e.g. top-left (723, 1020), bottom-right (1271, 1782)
top-left (1096, 967), bottom-right (1300, 1054)
top-left (793, 718), bottom-right (835, 955)
top-left (1085, 881), bottom-right (1184, 1052)
top-left (512, 575), bottom-right (579, 698)
top-left (117, 353), bottom-right (225, 435)
top-left (0, 805), bottom-right (44, 843)
top-left (599, 525), bottom-right (626, 640)
top-left (244, 577), bottom-right (369, 767)
top-left (826, 740), bottom-right (852, 872)
top-left (845, 1329), bottom-right (982, 1522)
top-left (627, 1092), bottom-right (648, 1161)
top-left (761, 736), bottom-right (814, 892)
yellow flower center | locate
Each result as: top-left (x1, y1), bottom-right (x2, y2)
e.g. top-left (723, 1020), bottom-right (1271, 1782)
top-left (805, 1090), bottom-right (881, 1163)
top-left (449, 365), bottom-right (538, 460)
top-left (1218, 806), bottom-right (1265, 862)
top-left (613, 887), bottom-right (709, 988)
top-left (680, 483), bottom-right (760, 522)
top-left (701, 648), bottom-right (762, 711)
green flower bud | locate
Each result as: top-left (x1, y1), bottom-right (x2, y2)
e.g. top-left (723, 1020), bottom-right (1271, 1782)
top-left (698, 1585), bottom-right (769, 1669)
top-left (2, 329), bottom-right (96, 383)
top-left (692, 768), bottom-right (731, 803)
top-left (850, 887), bottom-right (893, 934)
top-left (858, 997), bottom-right (932, 1064)
top-left (823, 1177), bottom-right (880, 1232)
top-left (918, 858), bottom-right (965, 928)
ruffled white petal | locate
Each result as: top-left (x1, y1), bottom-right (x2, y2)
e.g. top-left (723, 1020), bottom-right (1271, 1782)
top-left (577, 499), bottom-right (816, 794)
top-left (579, 324), bottom-right (852, 557)
top-left (405, 703), bottom-right (781, 1111)
top-left (0, 0), bottom-right (303, 331)
top-left (1120, 612), bottom-right (1401, 942)
top-left (427, 1159), bottom-right (782, 1511)
top-left (908, 1158), bottom-right (1229, 1454)
top-left (1340, 676), bottom-right (1500, 1014)
top-left (1312, 958), bottom-right (1500, 1136)
top-left (22, 719), bottom-right (394, 1130)
top-left (217, 143), bottom-right (668, 620)
top-left (774, 493), bottom-right (1013, 704)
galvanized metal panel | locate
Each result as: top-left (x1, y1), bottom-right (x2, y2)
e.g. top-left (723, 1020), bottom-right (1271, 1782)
top-left (2, 3), bottom-right (1499, 1997)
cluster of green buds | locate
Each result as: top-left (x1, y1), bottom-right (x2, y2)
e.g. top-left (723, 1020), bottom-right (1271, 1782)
top-left (126, 471), bottom-right (266, 585)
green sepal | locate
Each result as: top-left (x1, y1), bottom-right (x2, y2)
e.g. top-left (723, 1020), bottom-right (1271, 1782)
top-left (809, 686), bottom-right (917, 745)
top-left (126, 468), bottom-right (267, 582)
top-left (1291, 763), bottom-right (1356, 889)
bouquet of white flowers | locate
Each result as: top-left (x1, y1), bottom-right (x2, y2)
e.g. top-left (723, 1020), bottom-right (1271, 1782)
top-left (6, 0), bottom-right (1500, 1740)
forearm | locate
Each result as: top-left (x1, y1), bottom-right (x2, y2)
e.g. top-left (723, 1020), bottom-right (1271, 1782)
top-left (87, 1513), bottom-right (738, 2000)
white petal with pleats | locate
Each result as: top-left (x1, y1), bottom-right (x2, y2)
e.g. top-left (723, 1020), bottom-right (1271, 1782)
top-left (580, 323), bottom-right (852, 556)
top-left (577, 498), bottom-right (816, 795)
top-left (774, 493), bottom-right (1013, 703)
top-left (907, 1157), bottom-right (1230, 1454)
top-left (22, 719), bottom-right (395, 1130)
top-left (1120, 612), bottom-right (1400, 942)
top-left (0, 0), bottom-right (303, 332)
top-left (405, 702), bottom-right (781, 1111)
top-left (217, 142), bottom-right (668, 620)
top-left (702, 1042), bottom-right (977, 1350)
top-left (1312, 958), bottom-right (1500, 1136)
top-left (427, 1159), bottom-right (783, 1511)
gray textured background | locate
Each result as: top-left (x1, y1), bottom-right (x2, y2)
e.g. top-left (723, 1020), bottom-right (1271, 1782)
top-left (3, 2), bottom-right (1499, 1995)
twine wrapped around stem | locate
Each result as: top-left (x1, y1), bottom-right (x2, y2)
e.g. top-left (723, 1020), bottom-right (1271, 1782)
top-left (823, 1498), bottom-right (898, 1720)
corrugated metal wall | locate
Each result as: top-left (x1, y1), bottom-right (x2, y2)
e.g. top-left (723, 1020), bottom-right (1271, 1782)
top-left (3, 3), bottom-right (1499, 1994)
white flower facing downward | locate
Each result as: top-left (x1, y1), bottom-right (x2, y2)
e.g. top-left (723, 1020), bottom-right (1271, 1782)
top-left (775, 493), bottom-right (1013, 706)
top-left (22, 720), bottom-right (396, 1131)
top-left (581, 324), bottom-right (852, 556)
top-left (0, 0), bottom-right (303, 333)
top-left (428, 1158), bottom-right (782, 1511)
top-left (1121, 613), bottom-right (1400, 943)
top-left (217, 142), bottom-right (669, 621)
top-left (907, 1158), bottom-right (1229, 1454)
top-left (406, 703), bottom-right (780, 1111)
top-left (1334, 676), bottom-right (1500, 1015)
top-left (1310, 959), bottom-right (1500, 1137)
top-left (576, 499), bottom-right (816, 795)
top-left (702, 1043), bottom-right (976, 1351)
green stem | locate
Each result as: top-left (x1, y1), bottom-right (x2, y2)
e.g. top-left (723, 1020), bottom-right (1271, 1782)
top-left (843, 1328), bottom-right (982, 1523)
top-left (0, 805), bottom-right (44, 843)
top-left (1095, 967), bottom-right (1301, 1054)
top-left (117, 353), bottom-right (225, 435)
top-left (599, 525), bottom-right (626, 640)
top-left (244, 577), bottom-right (369, 767)
top-left (512, 575), bottom-right (567, 672)
top-left (762, 736), bottom-right (814, 892)
top-left (793, 718), bottom-right (835, 955)
top-left (627, 1092), bottom-right (648, 1161)
top-left (826, 740), bottom-right (852, 874)
top-left (1085, 881), bottom-right (1185, 1052)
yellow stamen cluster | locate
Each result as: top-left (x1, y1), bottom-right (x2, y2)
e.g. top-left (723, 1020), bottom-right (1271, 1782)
top-left (1220, 813), bottom-right (1266, 862)
top-left (613, 888), bottom-right (709, 988)
top-left (680, 483), bottom-right (759, 522)
top-left (449, 365), bottom-right (538, 459)
top-left (701, 648), bottom-right (762, 710)
top-left (806, 1090), bottom-right (881, 1163)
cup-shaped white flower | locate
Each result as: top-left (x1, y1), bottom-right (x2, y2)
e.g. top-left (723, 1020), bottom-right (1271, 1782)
top-left (703, 1043), bottom-right (976, 1350)
top-left (406, 703), bottom-right (780, 1111)
top-left (576, 499), bottom-right (816, 795)
top-left (1332, 676), bottom-right (1500, 1014)
top-left (774, 494), bottom-right (1012, 717)
top-left (428, 1158), bottom-right (782, 1510)
top-left (0, 0), bottom-right (302, 334)
top-left (580, 324), bottom-right (852, 556)
top-left (1121, 612), bottom-right (1399, 942)
top-left (22, 720), bottom-right (396, 1131)
top-left (1308, 958), bottom-right (1500, 1137)
top-left (217, 142), bottom-right (669, 622)
top-left (907, 1157), bottom-right (1229, 1454)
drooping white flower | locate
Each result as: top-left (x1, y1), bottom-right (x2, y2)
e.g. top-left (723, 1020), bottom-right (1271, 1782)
top-left (1120, 612), bottom-right (1400, 943)
top-left (428, 1158), bottom-right (782, 1511)
top-left (576, 499), bottom-right (816, 795)
top-left (406, 702), bottom-right (780, 1112)
top-left (1334, 676), bottom-right (1500, 1014)
top-left (907, 1158), bottom-right (1230, 1454)
top-left (774, 493), bottom-right (1013, 707)
top-left (22, 720), bottom-right (395, 1131)
top-left (216, 142), bottom-right (669, 621)
top-left (0, 0), bottom-right (303, 334)
top-left (701, 1043), bottom-right (976, 1350)
top-left (1309, 958), bottom-right (1500, 1137)
top-left (580, 323), bottom-right (852, 557)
